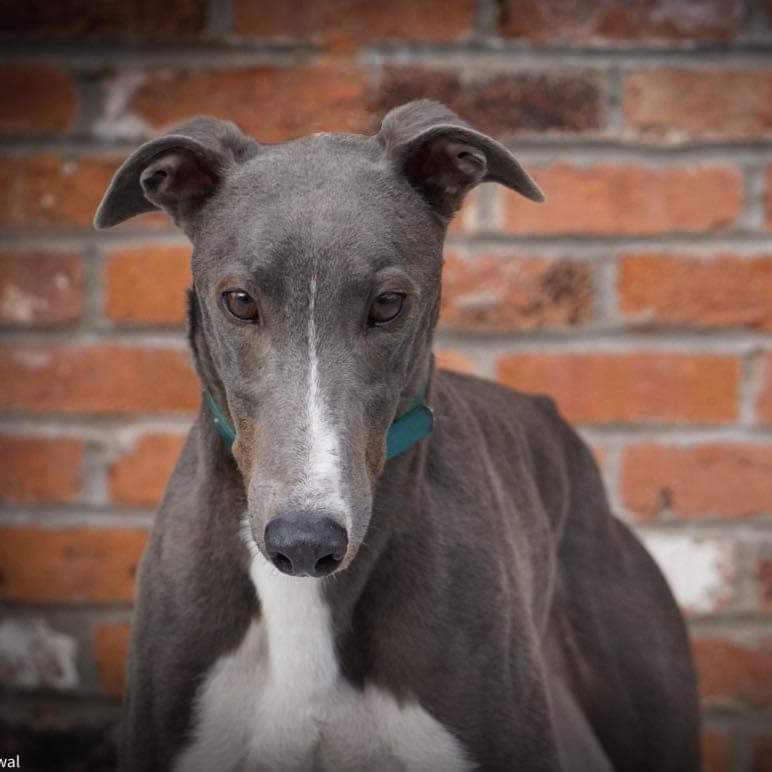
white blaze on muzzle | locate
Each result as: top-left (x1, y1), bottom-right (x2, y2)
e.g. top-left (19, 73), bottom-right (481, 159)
top-left (299, 275), bottom-right (347, 519)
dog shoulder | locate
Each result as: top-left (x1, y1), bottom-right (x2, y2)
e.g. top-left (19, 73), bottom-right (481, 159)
top-left (436, 367), bottom-right (602, 513)
top-left (435, 367), bottom-right (580, 453)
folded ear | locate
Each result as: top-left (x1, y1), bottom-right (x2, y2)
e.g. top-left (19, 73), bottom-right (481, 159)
top-left (94, 117), bottom-right (258, 231)
top-left (377, 100), bottom-right (543, 218)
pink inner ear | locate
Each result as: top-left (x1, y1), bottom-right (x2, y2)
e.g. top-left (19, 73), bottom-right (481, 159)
top-left (446, 141), bottom-right (486, 180)
top-left (140, 152), bottom-right (216, 206)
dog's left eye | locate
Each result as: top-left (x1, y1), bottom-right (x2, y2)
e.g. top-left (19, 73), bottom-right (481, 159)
top-left (221, 290), bottom-right (260, 323)
top-left (368, 292), bottom-right (405, 326)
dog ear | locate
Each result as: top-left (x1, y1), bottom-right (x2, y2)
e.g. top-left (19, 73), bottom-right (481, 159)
top-left (377, 100), bottom-right (543, 218)
top-left (94, 116), bottom-right (258, 231)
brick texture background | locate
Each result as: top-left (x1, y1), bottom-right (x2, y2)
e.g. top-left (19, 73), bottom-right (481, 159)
top-left (0, 1), bottom-right (771, 769)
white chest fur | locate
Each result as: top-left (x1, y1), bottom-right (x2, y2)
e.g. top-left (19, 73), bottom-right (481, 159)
top-left (172, 555), bottom-right (471, 772)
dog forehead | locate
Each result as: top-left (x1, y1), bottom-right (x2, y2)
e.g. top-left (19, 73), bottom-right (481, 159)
top-left (195, 135), bottom-right (437, 275)
top-left (236, 133), bottom-right (384, 195)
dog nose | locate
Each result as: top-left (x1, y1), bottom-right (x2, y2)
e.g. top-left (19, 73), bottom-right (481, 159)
top-left (264, 512), bottom-right (348, 577)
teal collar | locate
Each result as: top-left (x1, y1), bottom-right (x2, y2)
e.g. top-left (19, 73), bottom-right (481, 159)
top-left (203, 389), bottom-right (433, 461)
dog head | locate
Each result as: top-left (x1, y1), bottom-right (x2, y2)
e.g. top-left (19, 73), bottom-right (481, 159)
top-left (94, 100), bottom-right (542, 578)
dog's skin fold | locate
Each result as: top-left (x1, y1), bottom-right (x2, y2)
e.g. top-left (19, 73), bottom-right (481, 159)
top-left (94, 100), bottom-right (700, 771)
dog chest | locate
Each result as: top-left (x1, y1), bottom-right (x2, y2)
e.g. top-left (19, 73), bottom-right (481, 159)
top-left (171, 557), bottom-right (471, 772)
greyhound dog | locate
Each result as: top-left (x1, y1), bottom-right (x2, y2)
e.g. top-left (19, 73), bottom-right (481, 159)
top-left (94, 100), bottom-right (700, 771)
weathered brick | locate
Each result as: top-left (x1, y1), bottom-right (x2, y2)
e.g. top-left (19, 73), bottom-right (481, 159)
top-left (234, 0), bottom-right (474, 44)
top-left (693, 637), bottom-right (772, 708)
top-left (0, 344), bottom-right (199, 414)
top-left (758, 554), bottom-right (772, 613)
top-left (105, 245), bottom-right (190, 325)
top-left (619, 253), bottom-right (772, 330)
top-left (93, 621), bottom-right (130, 698)
top-left (0, 65), bottom-right (77, 135)
top-left (0, 0), bottom-right (207, 39)
top-left (622, 444), bottom-right (772, 520)
top-left (625, 69), bottom-right (772, 140)
top-left (497, 0), bottom-right (740, 43)
top-left (127, 66), bottom-right (371, 142)
top-left (502, 164), bottom-right (742, 235)
top-left (702, 731), bottom-right (731, 772)
top-left (374, 68), bottom-right (604, 136)
top-left (0, 436), bottom-right (83, 504)
top-left (440, 253), bottom-right (592, 331)
top-left (0, 251), bottom-right (83, 326)
top-left (767, 167), bottom-right (772, 230)
top-left (434, 350), bottom-right (476, 375)
top-left (496, 352), bottom-right (739, 425)
top-left (642, 533), bottom-right (736, 614)
top-left (754, 353), bottom-right (772, 425)
top-left (0, 527), bottom-right (147, 603)
top-left (0, 154), bottom-right (169, 230)
top-left (109, 433), bottom-right (185, 507)
top-left (0, 617), bottom-right (78, 691)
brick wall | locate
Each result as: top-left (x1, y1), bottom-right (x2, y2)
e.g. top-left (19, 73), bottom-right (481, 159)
top-left (0, 1), bottom-right (771, 769)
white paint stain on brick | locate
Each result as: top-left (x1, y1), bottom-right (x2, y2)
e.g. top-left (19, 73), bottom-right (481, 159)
top-left (13, 350), bottom-right (51, 369)
top-left (0, 618), bottom-right (78, 690)
top-left (0, 285), bottom-right (38, 322)
top-left (94, 70), bottom-right (152, 141)
top-left (641, 532), bottom-right (736, 614)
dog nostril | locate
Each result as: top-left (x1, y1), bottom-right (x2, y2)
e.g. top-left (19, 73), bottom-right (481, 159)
top-left (314, 554), bottom-right (342, 577)
top-left (271, 552), bottom-right (294, 575)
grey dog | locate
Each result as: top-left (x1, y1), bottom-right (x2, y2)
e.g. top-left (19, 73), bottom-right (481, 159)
top-left (94, 99), bottom-right (700, 771)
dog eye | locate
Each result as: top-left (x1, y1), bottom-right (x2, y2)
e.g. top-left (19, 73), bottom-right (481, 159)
top-left (368, 292), bottom-right (405, 326)
top-left (221, 290), bottom-right (259, 323)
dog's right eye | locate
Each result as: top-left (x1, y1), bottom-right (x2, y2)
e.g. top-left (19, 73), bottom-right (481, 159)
top-left (221, 290), bottom-right (260, 323)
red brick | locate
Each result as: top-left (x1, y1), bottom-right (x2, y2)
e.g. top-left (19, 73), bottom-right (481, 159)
top-left (234, 0), bottom-right (474, 44)
top-left (625, 69), bottom-right (772, 140)
top-left (109, 433), bottom-right (186, 507)
top-left (0, 251), bottom-right (82, 326)
top-left (0, 527), bottom-right (147, 603)
top-left (758, 555), bottom-right (772, 612)
top-left (622, 444), bottom-right (772, 520)
top-left (502, 164), bottom-right (742, 235)
top-left (435, 350), bottom-right (476, 375)
top-left (0, 154), bottom-right (169, 230)
top-left (619, 253), bottom-right (772, 330)
top-left (496, 352), bottom-right (739, 425)
top-left (440, 253), bottom-right (592, 331)
top-left (127, 65), bottom-right (371, 142)
top-left (0, 344), bottom-right (199, 415)
top-left (702, 731), bottom-right (731, 772)
top-left (754, 353), bottom-right (772, 424)
top-left (692, 637), bottom-right (772, 708)
top-left (375, 67), bottom-right (604, 136)
top-left (105, 245), bottom-right (190, 326)
top-left (497, 0), bottom-right (740, 43)
top-left (0, 0), bottom-right (207, 39)
top-left (767, 167), bottom-right (772, 229)
top-left (0, 436), bottom-right (83, 504)
top-left (93, 621), bottom-right (130, 698)
top-left (0, 65), bottom-right (77, 135)
top-left (755, 734), bottom-right (772, 772)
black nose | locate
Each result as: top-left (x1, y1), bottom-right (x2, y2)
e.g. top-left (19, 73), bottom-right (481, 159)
top-left (264, 512), bottom-right (348, 577)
